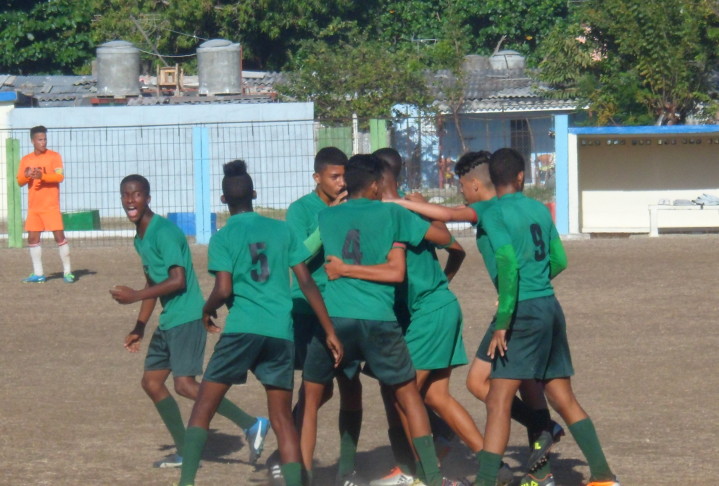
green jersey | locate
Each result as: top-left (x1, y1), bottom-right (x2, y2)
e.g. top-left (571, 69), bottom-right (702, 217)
top-left (318, 199), bottom-right (430, 321)
top-left (482, 192), bottom-right (567, 330)
top-left (403, 239), bottom-right (457, 318)
top-left (134, 215), bottom-right (204, 330)
top-left (207, 212), bottom-right (310, 340)
top-left (286, 191), bottom-right (328, 314)
top-left (469, 197), bottom-right (499, 285)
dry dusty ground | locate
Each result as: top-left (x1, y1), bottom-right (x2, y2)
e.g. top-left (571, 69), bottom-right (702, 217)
top-left (1, 235), bottom-right (718, 486)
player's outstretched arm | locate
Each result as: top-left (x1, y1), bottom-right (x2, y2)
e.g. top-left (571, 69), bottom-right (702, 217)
top-left (386, 196), bottom-right (477, 224)
top-left (202, 271), bottom-right (232, 334)
top-left (110, 265), bottom-right (186, 304)
top-left (324, 245), bottom-right (406, 283)
top-left (292, 262), bottom-right (343, 367)
top-left (442, 237), bottom-right (466, 282)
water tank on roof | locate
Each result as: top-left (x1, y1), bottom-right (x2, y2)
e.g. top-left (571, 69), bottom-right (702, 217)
top-left (197, 39), bottom-right (242, 96)
top-left (489, 50), bottom-right (525, 72)
top-left (96, 40), bottom-right (140, 97)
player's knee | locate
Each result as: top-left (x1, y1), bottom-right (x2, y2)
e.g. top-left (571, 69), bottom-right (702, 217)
top-left (173, 378), bottom-right (198, 399)
top-left (141, 375), bottom-right (162, 396)
top-left (466, 376), bottom-right (488, 401)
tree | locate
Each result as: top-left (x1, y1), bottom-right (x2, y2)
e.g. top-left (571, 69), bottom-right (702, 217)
top-left (276, 36), bottom-right (432, 121)
top-left (537, 0), bottom-right (719, 125)
top-left (0, 0), bottom-right (94, 74)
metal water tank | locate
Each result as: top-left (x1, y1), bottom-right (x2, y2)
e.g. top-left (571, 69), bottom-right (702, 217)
top-left (489, 50), bottom-right (525, 72)
top-left (197, 39), bottom-right (242, 96)
top-left (96, 40), bottom-right (140, 97)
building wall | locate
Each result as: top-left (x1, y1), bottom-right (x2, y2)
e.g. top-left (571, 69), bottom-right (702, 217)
top-left (4, 103), bottom-right (315, 221)
top-left (570, 127), bottom-right (719, 233)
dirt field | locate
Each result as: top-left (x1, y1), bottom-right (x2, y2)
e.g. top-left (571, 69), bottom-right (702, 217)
top-left (1, 235), bottom-right (717, 486)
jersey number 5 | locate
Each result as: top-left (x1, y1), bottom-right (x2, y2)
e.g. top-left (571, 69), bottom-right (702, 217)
top-left (341, 229), bottom-right (363, 264)
top-left (529, 224), bottom-right (546, 261)
top-left (249, 242), bottom-right (270, 282)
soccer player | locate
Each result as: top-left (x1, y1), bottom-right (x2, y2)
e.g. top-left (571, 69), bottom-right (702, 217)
top-left (279, 147), bottom-right (366, 486)
top-left (110, 174), bottom-right (269, 470)
top-left (475, 148), bottom-right (619, 486)
top-left (389, 151), bottom-right (565, 485)
top-left (177, 160), bottom-right (342, 486)
top-left (326, 155), bottom-right (485, 486)
top-left (301, 154), bottom-right (464, 486)
top-left (16, 125), bottom-right (73, 283)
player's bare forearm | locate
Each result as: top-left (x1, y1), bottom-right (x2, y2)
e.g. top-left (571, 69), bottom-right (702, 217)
top-left (293, 263), bottom-right (344, 365)
top-left (110, 267), bottom-right (186, 304)
top-left (204, 271), bottom-right (232, 313)
top-left (324, 247), bottom-right (405, 283)
top-left (443, 239), bottom-right (466, 282)
top-left (423, 221), bottom-right (453, 248)
top-left (387, 197), bottom-right (477, 223)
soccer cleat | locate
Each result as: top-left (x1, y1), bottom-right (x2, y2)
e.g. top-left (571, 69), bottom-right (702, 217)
top-left (63, 273), bottom-right (76, 283)
top-left (520, 473), bottom-right (556, 486)
top-left (337, 470), bottom-right (368, 486)
top-left (369, 466), bottom-right (417, 486)
top-left (22, 274), bottom-right (46, 283)
top-left (527, 421), bottom-right (565, 473)
top-left (265, 450), bottom-right (284, 486)
top-left (244, 416), bottom-right (270, 464)
top-left (585, 480), bottom-right (620, 486)
top-left (152, 452), bottom-right (182, 468)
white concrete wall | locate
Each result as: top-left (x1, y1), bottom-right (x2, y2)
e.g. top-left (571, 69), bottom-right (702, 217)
top-left (576, 137), bottom-right (719, 233)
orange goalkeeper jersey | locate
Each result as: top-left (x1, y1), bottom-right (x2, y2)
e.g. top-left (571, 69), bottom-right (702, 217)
top-left (17, 150), bottom-right (64, 211)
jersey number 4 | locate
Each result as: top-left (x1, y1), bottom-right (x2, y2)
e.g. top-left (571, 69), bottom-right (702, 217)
top-left (249, 242), bottom-right (270, 282)
top-left (529, 224), bottom-right (546, 261)
top-left (342, 229), bottom-right (363, 264)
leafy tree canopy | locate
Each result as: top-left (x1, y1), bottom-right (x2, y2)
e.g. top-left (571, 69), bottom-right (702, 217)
top-left (0, 0), bottom-right (94, 74)
top-left (537, 0), bottom-right (719, 125)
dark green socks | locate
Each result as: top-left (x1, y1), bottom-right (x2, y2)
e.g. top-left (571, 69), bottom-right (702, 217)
top-left (338, 409), bottom-right (363, 477)
top-left (216, 398), bottom-right (256, 430)
top-left (155, 396), bottom-right (186, 455)
top-left (569, 418), bottom-right (614, 481)
top-left (178, 426), bottom-right (208, 486)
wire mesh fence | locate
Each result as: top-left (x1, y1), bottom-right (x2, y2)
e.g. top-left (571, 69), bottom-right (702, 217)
top-left (1, 113), bottom-right (557, 248)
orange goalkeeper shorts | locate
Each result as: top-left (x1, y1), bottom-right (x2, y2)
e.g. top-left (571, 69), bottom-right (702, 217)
top-left (25, 209), bottom-right (64, 232)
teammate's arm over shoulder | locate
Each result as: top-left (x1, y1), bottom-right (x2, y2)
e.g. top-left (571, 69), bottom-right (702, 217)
top-left (387, 196), bottom-right (478, 224)
top-left (423, 219), bottom-right (453, 248)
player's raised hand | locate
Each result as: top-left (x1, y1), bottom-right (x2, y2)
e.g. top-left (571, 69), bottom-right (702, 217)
top-left (202, 310), bottom-right (221, 333)
top-left (124, 331), bottom-right (143, 353)
top-left (487, 329), bottom-right (508, 359)
top-left (110, 285), bottom-right (138, 304)
top-left (325, 332), bottom-right (344, 367)
top-left (324, 255), bottom-right (345, 280)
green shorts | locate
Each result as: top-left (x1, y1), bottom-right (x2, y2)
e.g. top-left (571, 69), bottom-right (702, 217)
top-left (406, 300), bottom-right (468, 370)
top-left (490, 295), bottom-right (574, 380)
top-left (203, 333), bottom-right (295, 390)
top-left (144, 319), bottom-right (206, 377)
top-left (304, 317), bottom-right (415, 386)
top-left (292, 312), bottom-right (320, 370)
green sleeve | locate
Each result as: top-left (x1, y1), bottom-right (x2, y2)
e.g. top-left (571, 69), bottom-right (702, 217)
top-left (549, 237), bottom-right (567, 279)
top-left (494, 244), bottom-right (519, 331)
top-left (303, 226), bottom-right (322, 258)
